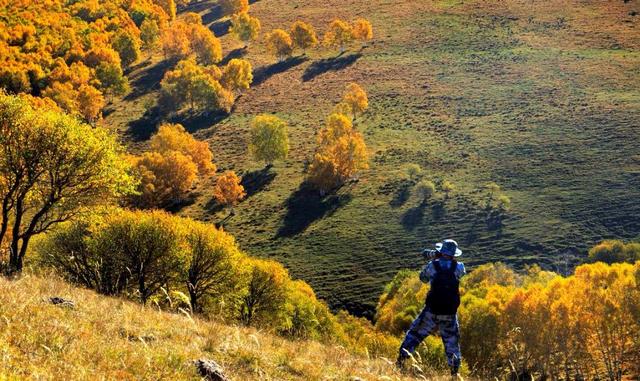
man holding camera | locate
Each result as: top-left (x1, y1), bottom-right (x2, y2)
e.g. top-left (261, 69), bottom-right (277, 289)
top-left (396, 239), bottom-right (466, 378)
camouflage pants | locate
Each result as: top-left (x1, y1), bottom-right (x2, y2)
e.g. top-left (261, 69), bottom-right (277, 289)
top-left (398, 307), bottom-right (461, 368)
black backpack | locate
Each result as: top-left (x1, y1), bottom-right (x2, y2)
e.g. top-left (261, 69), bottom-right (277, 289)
top-left (425, 260), bottom-right (460, 315)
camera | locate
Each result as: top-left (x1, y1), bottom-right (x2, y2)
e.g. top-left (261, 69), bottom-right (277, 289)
top-left (422, 249), bottom-right (438, 260)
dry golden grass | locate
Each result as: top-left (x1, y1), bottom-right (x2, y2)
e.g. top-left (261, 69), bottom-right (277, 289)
top-left (0, 275), bottom-right (463, 380)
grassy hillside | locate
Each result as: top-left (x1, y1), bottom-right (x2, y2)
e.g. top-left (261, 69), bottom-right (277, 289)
top-left (0, 274), bottom-right (444, 380)
top-left (105, 0), bottom-right (640, 316)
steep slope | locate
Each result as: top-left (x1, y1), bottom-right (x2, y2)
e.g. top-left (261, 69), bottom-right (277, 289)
top-left (105, 0), bottom-right (640, 316)
top-left (0, 275), bottom-right (433, 380)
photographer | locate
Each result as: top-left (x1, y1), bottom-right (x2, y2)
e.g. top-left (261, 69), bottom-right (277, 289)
top-left (396, 239), bottom-right (466, 378)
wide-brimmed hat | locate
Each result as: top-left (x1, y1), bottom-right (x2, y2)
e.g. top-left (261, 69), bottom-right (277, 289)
top-left (435, 239), bottom-right (462, 257)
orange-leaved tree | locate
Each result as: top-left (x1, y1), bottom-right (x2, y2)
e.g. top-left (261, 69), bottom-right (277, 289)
top-left (308, 113), bottom-right (368, 194)
top-left (265, 29), bottom-right (293, 62)
top-left (132, 151), bottom-right (198, 207)
top-left (352, 18), bottom-right (373, 45)
top-left (150, 123), bottom-right (216, 175)
top-left (212, 170), bottom-right (246, 210)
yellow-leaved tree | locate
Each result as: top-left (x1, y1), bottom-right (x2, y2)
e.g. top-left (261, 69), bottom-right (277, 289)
top-left (229, 12), bottom-right (261, 47)
top-left (248, 114), bottom-right (290, 166)
top-left (323, 19), bottom-right (353, 53)
top-left (308, 113), bottom-right (368, 194)
top-left (290, 20), bottom-right (318, 53)
top-left (239, 258), bottom-right (290, 327)
top-left (183, 219), bottom-right (243, 313)
top-left (342, 82), bottom-right (368, 120)
top-left (220, 0), bottom-right (249, 16)
top-left (190, 23), bottom-right (223, 65)
top-left (0, 93), bottom-right (136, 274)
top-left (221, 59), bottom-right (253, 93)
top-left (266, 29), bottom-right (293, 62)
top-left (160, 58), bottom-right (233, 113)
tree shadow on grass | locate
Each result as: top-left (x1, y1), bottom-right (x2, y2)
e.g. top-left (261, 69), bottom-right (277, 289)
top-left (253, 56), bottom-right (309, 86)
top-left (127, 106), bottom-right (162, 141)
top-left (220, 47), bottom-right (248, 65)
top-left (164, 193), bottom-right (199, 213)
top-left (302, 53), bottom-right (362, 82)
top-left (276, 182), bottom-right (352, 238)
top-left (241, 166), bottom-right (277, 198)
top-left (185, 1), bottom-right (218, 14)
top-left (401, 202), bottom-right (426, 231)
top-left (210, 19), bottom-right (231, 37)
top-left (201, 4), bottom-right (224, 25)
top-left (389, 180), bottom-right (413, 208)
top-left (127, 107), bottom-right (228, 142)
top-left (124, 60), bottom-right (173, 101)
top-left (167, 109), bottom-right (229, 134)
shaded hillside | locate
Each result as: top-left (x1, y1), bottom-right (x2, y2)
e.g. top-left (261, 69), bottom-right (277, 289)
top-left (105, 0), bottom-right (640, 317)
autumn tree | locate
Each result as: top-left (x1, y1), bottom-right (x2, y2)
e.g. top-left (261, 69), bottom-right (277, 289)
top-left (587, 240), bottom-right (640, 264)
top-left (112, 31), bottom-right (141, 68)
top-left (133, 123), bottom-right (215, 208)
top-left (184, 220), bottom-right (241, 312)
top-left (265, 29), bottom-right (293, 62)
top-left (161, 22), bottom-right (191, 60)
top-left (38, 214), bottom-right (130, 296)
top-left (150, 123), bottom-right (216, 175)
top-left (133, 151), bottom-right (198, 207)
top-left (183, 12), bottom-right (202, 24)
top-left (248, 114), bottom-right (289, 166)
top-left (221, 59), bottom-right (253, 92)
top-left (0, 93), bottom-right (136, 274)
top-left (352, 18), bottom-right (373, 45)
top-left (342, 82), bottom-right (368, 120)
top-left (92, 209), bottom-right (184, 304)
top-left (415, 180), bottom-right (436, 202)
top-left (441, 180), bottom-right (455, 199)
top-left (96, 62), bottom-right (129, 99)
top-left (239, 259), bottom-right (290, 326)
top-left (483, 182), bottom-right (510, 227)
top-left (406, 164), bottom-right (423, 181)
top-left (290, 21), bottom-right (318, 53)
top-left (323, 19), bottom-right (353, 53)
top-left (229, 12), bottom-right (261, 47)
top-left (212, 171), bottom-right (246, 210)
top-left (154, 0), bottom-right (177, 20)
top-left (141, 18), bottom-right (161, 49)
top-left (332, 101), bottom-right (353, 120)
top-left (160, 58), bottom-right (233, 113)
top-left (77, 84), bottom-right (105, 123)
top-left (220, 0), bottom-right (249, 16)
top-left (308, 113), bottom-right (368, 194)
top-left (190, 24), bottom-right (223, 65)
top-left (42, 81), bottom-right (79, 115)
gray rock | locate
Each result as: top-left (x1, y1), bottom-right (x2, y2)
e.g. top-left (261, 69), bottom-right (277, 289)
top-left (49, 297), bottom-right (75, 308)
top-left (194, 359), bottom-right (229, 381)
